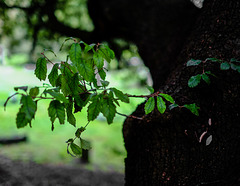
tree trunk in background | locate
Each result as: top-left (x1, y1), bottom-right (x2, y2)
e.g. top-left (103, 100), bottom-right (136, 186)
top-left (123, 0), bottom-right (240, 185)
top-left (88, 0), bottom-right (200, 88)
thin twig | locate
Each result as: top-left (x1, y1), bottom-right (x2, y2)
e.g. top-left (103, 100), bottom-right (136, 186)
top-left (116, 112), bottom-right (144, 120)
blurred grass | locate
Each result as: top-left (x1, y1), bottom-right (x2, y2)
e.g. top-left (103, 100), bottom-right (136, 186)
top-left (0, 64), bottom-right (148, 173)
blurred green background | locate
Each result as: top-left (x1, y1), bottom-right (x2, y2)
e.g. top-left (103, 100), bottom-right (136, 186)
top-left (0, 0), bottom-right (152, 173)
top-left (0, 57), bottom-right (150, 173)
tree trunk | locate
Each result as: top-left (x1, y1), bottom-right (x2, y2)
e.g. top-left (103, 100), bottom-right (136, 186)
top-left (123, 0), bottom-right (240, 185)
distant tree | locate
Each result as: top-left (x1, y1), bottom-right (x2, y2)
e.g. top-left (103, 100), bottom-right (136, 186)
top-left (1, 0), bottom-right (240, 185)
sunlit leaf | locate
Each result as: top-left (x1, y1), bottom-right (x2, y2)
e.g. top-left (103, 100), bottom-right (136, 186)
top-left (144, 97), bottom-right (155, 114)
top-left (157, 96), bottom-right (166, 114)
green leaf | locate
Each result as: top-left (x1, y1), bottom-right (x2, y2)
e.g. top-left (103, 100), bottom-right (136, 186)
top-left (146, 86), bottom-right (154, 94)
top-left (93, 52), bottom-right (104, 69)
top-left (87, 96), bottom-right (101, 121)
top-left (230, 58), bottom-right (238, 63)
top-left (186, 59), bottom-right (202, 66)
top-left (69, 43), bottom-right (81, 65)
top-left (184, 103), bottom-right (200, 116)
top-left (159, 93), bottom-right (174, 104)
top-left (80, 138), bottom-right (91, 150)
top-left (201, 73), bottom-right (210, 85)
top-left (48, 64), bottom-right (59, 86)
top-left (206, 58), bottom-right (220, 62)
top-left (230, 63), bottom-right (240, 73)
top-left (101, 97), bottom-right (116, 124)
top-left (14, 86), bottom-right (28, 92)
top-left (60, 75), bottom-right (71, 96)
top-left (144, 97), bottom-right (155, 114)
top-left (77, 60), bottom-right (95, 82)
top-left (101, 80), bottom-right (110, 87)
top-left (44, 90), bottom-right (69, 103)
top-left (35, 57), bottom-right (47, 81)
top-left (29, 87), bottom-right (39, 97)
top-left (20, 95), bottom-right (37, 121)
top-left (70, 143), bottom-right (82, 156)
top-left (157, 96), bottom-right (166, 114)
top-left (110, 88), bottom-right (129, 103)
top-left (98, 48), bottom-right (112, 63)
top-left (84, 43), bottom-right (95, 52)
top-left (48, 100), bottom-right (65, 125)
top-left (188, 74), bottom-right (202, 88)
top-left (220, 62), bottom-right (230, 70)
top-left (169, 103), bottom-right (179, 110)
top-left (66, 102), bottom-right (76, 127)
top-left (16, 110), bottom-right (29, 128)
top-left (103, 45), bottom-right (115, 59)
top-left (98, 68), bottom-right (106, 80)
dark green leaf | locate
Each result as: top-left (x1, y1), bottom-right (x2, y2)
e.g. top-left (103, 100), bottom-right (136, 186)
top-left (16, 110), bottom-right (29, 128)
top-left (87, 96), bottom-right (101, 121)
top-left (48, 100), bottom-right (65, 125)
top-left (81, 138), bottom-right (91, 150)
top-left (206, 58), bottom-right (220, 62)
top-left (101, 97), bottom-right (116, 124)
top-left (186, 59), bottom-right (202, 66)
top-left (100, 80), bottom-right (109, 87)
top-left (159, 93), bottom-right (174, 104)
top-left (20, 95), bottom-right (37, 121)
top-left (184, 103), bottom-right (200, 116)
top-left (35, 57), bottom-right (47, 81)
top-left (66, 102), bottom-right (76, 126)
top-left (98, 68), bottom-right (106, 80)
top-left (201, 73), bottom-right (210, 85)
top-left (157, 96), bottom-right (166, 114)
top-left (103, 45), bottom-right (115, 59)
top-left (98, 48), bottom-right (111, 63)
top-left (93, 52), bottom-right (104, 69)
top-left (110, 88), bottom-right (129, 103)
top-left (44, 90), bottom-right (69, 103)
top-left (188, 74), bottom-right (202, 88)
top-left (69, 43), bottom-right (81, 65)
top-left (230, 63), bottom-right (240, 73)
top-left (14, 86), bottom-right (28, 92)
top-left (220, 62), bottom-right (230, 70)
top-left (48, 64), bottom-right (59, 86)
top-left (29, 87), bottom-right (39, 97)
top-left (77, 60), bottom-right (95, 82)
top-left (144, 97), bottom-right (155, 114)
top-left (70, 143), bottom-right (82, 156)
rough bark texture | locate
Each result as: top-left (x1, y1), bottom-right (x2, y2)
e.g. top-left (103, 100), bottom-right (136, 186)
top-left (123, 0), bottom-right (240, 185)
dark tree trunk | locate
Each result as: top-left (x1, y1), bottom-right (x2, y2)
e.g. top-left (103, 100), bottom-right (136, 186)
top-left (123, 0), bottom-right (240, 185)
top-left (88, 0), bottom-right (200, 88)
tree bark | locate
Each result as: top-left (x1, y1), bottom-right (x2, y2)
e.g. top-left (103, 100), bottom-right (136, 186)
top-left (123, 0), bottom-right (240, 185)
